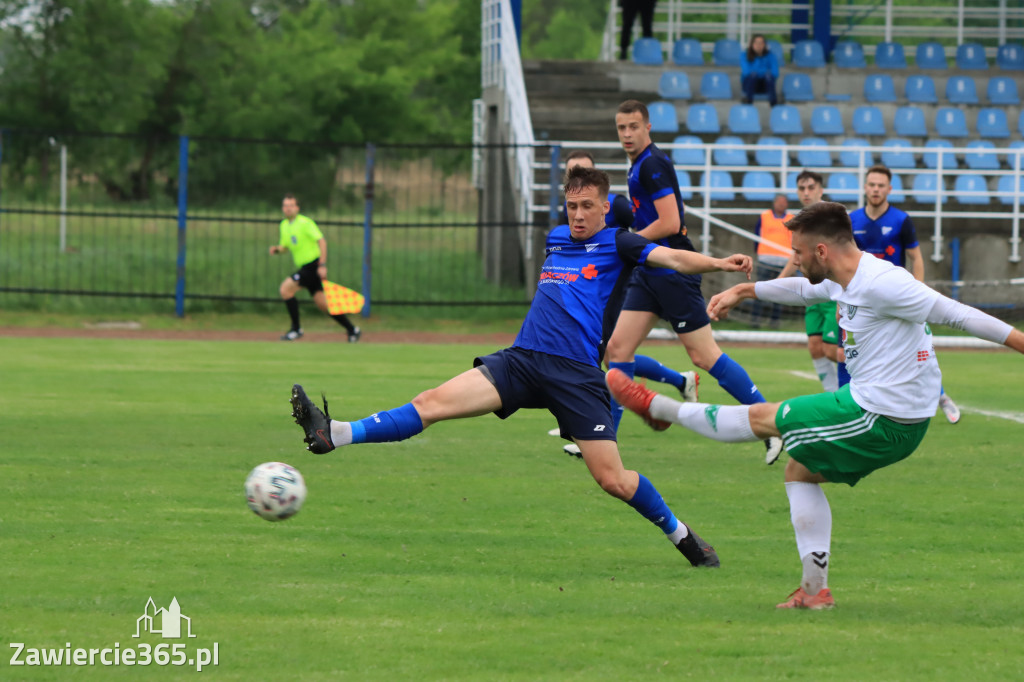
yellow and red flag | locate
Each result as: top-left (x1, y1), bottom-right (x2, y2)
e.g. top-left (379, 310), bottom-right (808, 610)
top-left (322, 280), bottom-right (365, 315)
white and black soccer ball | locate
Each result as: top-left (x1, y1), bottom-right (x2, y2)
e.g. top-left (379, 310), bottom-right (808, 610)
top-left (245, 462), bottom-right (307, 521)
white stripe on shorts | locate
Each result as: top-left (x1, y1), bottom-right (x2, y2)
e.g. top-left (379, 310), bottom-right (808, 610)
top-left (783, 411), bottom-right (881, 451)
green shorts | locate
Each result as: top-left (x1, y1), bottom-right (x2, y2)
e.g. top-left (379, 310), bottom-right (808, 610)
top-left (775, 385), bottom-right (930, 486)
top-left (805, 301), bottom-right (839, 345)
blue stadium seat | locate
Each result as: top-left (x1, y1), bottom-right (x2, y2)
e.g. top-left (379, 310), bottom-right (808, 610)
top-left (755, 136), bottom-right (787, 167)
top-left (916, 42), bottom-right (948, 69)
top-left (880, 138), bottom-right (916, 169)
top-left (672, 38), bottom-right (704, 66)
top-left (852, 106), bottom-right (886, 136)
top-left (632, 37), bottom-right (664, 65)
top-left (700, 170), bottom-right (736, 201)
top-left (728, 104), bottom-right (762, 134)
top-left (997, 175), bottom-right (1022, 206)
top-left (700, 71), bottom-right (733, 99)
top-left (671, 135), bottom-right (706, 166)
top-left (784, 171), bottom-right (801, 200)
top-left (686, 103), bottom-right (720, 134)
top-left (767, 39), bottom-right (785, 65)
top-left (935, 108), bottom-right (968, 138)
top-left (894, 106), bottom-right (927, 137)
top-left (647, 101), bottom-right (679, 133)
top-left (977, 108), bottom-right (1010, 138)
top-left (713, 136), bottom-right (748, 167)
top-left (840, 139), bottom-right (874, 168)
top-left (987, 77), bottom-right (1020, 105)
top-left (890, 174), bottom-right (906, 203)
top-left (875, 41), bottom-right (907, 69)
top-left (955, 42), bottom-right (988, 70)
top-left (827, 172), bottom-right (860, 201)
top-left (964, 140), bottom-right (1000, 170)
top-left (912, 174), bottom-right (945, 204)
top-left (713, 38), bottom-right (743, 66)
top-left (905, 75), bottom-right (938, 104)
top-left (1020, 111), bottom-right (1024, 135)
top-left (954, 175), bottom-right (990, 204)
top-left (742, 171), bottom-right (778, 201)
top-left (864, 74), bottom-right (897, 103)
top-left (997, 43), bottom-right (1024, 71)
top-left (796, 137), bottom-right (831, 167)
top-left (782, 73), bottom-right (814, 102)
top-left (946, 76), bottom-right (979, 104)
top-left (835, 41), bottom-right (866, 68)
top-left (770, 105), bottom-right (803, 135)
top-left (793, 39), bottom-right (825, 67)
top-left (922, 139), bottom-right (955, 170)
top-left (811, 105), bottom-right (844, 135)
top-left (675, 171), bottom-right (694, 201)
top-left (658, 71), bottom-right (692, 99)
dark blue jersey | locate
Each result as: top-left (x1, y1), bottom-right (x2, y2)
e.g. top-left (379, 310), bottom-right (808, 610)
top-left (560, 192), bottom-right (635, 229)
top-left (514, 225), bottom-right (657, 366)
top-left (849, 205), bottom-right (918, 267)
top-left (626, 143), bottom-right (696, 254)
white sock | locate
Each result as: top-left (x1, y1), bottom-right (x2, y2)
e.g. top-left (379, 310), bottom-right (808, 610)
top-left (330, 420), bottom-right (353, 447)
top-left (812, 357), bottom-right (838, 392)
top-left (667, 522), bottom-right (689, 544)
top-left (650, 397), bottom-right (756, 442)
top-left (785, 481), bottom-right (832, 594)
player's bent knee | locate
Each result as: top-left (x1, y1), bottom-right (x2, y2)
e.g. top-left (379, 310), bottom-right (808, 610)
top-left (591, 470), bottom-right (633, 500)
top-left (410, 389), bottom-right (443, 425)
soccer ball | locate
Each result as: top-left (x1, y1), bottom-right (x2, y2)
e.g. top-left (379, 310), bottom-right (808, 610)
top-left (245, 462), bottom-right (307, 521)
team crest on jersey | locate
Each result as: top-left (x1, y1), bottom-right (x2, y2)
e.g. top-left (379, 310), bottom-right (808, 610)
top-left (585, 242), bottom-right (599, 253)
top-left (881, 226), bottom-right (893, 235)
top-left (847, 305), bottom-right (858, 319)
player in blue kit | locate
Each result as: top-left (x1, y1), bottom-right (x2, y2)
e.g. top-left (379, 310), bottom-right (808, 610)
top-left (846, 165), bottom-right (961, 423)
top-left (605, 100), bottom-right (783, 463)
top-left (290, 165), bottom-right (753, 568)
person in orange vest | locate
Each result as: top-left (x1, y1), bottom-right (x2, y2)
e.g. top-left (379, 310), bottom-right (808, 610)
top-left (751, 193), bottom-right (794, 328)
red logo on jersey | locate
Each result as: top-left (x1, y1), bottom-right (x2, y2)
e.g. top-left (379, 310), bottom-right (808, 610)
top-left (539, 271), bottom-right (579, 283)
top-left (885, 245), bottom-right (896, 257)
top-left (582, 264), bottom-right (598, 280)
top-left (916, 350), bottom-right (930, 362)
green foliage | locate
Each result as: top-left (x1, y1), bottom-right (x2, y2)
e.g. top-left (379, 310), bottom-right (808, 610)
top-left (521, 0), bottom-right (607, 60)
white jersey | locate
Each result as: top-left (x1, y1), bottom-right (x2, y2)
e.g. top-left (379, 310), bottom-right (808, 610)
top-left (756, 253), bottom-right (942, 419)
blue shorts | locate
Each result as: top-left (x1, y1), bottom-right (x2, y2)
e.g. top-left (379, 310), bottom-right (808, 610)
top-left (473, 347), bottom-right (616, 442)
top-left (621, 269), bottom-right (710, 334)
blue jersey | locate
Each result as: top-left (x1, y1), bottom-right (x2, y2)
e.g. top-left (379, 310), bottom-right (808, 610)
top-left (627, 144), bottom-right (696, 275)
top-left (849, 205), bottom-right (918, 267)
top-left (514, 225), bottom-right (657, 366)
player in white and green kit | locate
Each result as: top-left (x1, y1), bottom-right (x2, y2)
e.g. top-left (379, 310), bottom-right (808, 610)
top-left (607, 201), bottom-right (1024, 609)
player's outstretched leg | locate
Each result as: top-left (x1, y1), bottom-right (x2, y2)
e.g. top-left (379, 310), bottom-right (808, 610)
top-left (705, 353), bottom-right (783, 464)
top-left (634, 355), bottom-right (699, 402)
top-left (291, 385), bottom-right (334, 454)
top-left (625, 471), bottom-right (719, 568)
top-left (291, 384), bottom-right (425, 454)
top-left (604, 368), bottom-right (671, 431)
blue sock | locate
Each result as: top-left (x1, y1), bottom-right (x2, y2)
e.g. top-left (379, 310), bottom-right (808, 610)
top-left (607, 360), bottom-right (635, 433)
top-left (634, 354), bottom-right (685, 389)
top-left (709, 353), bottom-right (765, 405)
top-left (837, 361), bottom-right (851, 387)
top-left (627, 474), bottom-right (679, 534)
top-left (350, 403), bottom-right (424, 444)
top-left (940, 384), bottom-right (946, 396)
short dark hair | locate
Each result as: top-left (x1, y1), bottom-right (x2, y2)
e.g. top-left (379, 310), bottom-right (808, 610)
top-left (865, 164), bottom-right (892, 181)
top-left (795, 170), bottom-right (823, 187)
top-left (565, 150), bottom-right (595, 165)
top-left (564, 165), bottom-right (610, 199)
top-left (617, 99), bottom-right (649, 123)
top-left (283, 193), bottom-right (298, 203)
top-left (785, 201), bottom-right (855, 244)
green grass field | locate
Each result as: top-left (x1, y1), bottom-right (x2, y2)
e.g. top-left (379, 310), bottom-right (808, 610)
top-left (3, 337), bottom-right (1023, 681)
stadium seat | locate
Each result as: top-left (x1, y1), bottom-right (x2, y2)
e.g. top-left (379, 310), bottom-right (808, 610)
top-left (997, 42), bottom-right (1024, 70)
top-left (922, 139), bottom-right (956, 170)
top-left (946, 76), bottom-right (979, 104)
top-left (728, 104), bottom-right (762, 134)
top-left (1020, 111), bottom-right (1024, 135)
top-left (675, 171), bottom-right (694, 201)
top-left (793, 39), bottom-right (825, 67)
top-left (954, 174), bottom-right (990, 204)
top-left (875, 41), bottom-right (907, 69)
top-left (894, 106), bottom-right (927, 137)
top-left (742, 171), bottom-right (778, 201)
top-left (632, 37), bottom-right (664, 65)
top-left (955, 43), bottom-right (988, 70)
top-left (700, 71), bottom-right (733, 99)
top-left (784, 171), bottom-right (801, 200)
top-left (987, 77), bottom-right (1020, 105)
top-left (686, 104), bottom-right (720, 134)
top-left (671, 135), bottom-right (706, 166)
top-left (977, 108), bottom-right (1010, 139)
top-left (810, 105), bottom-right (844, 136)
top-left (996, 174), bottom-right (1022, 206)
top-left (905, 75), bottom-right (938, 104)
top-left (935, 108), bottom-right (968, 138)
top-left (880, 138), bottom-right (916, 169)
top-left (827, 172), bottom-right (860, 201)
top-left (755, 136), bottom-right (787, 167)
top-left (852, 106), bottom-right (886, 136)
top-left (916, 42), bottom-right (948, 69)
top-left (835, 41), bottom-right (867, 68)
top-left (713, 38), bottom-right (742, 66)
top-left (767, 39), bottom-right (785, 65)
top-left (890, 174), bottom-right (906, 203)
top-left (964, 140), bottom-right (1000, 170)
top-left (769, 105), bottom-right (803, 135)
top-left (840, 139), bottom-right (874, 168)
top-left (796, 137), bottom-right (831, 167)
top-left (672, 38), bottom-right (704, 66)
top-left (782, 73), bottom-right (814, 102)
top-left (713, 136), bottom-right (748, 167)
top-left (658, 71), bottom-right (692, 100)
top-left (912, 174), bottom-right (946, 204)
top-left (699, 170), bottom-right (736, 201)
top-left (864, 75), bottom-right (897, 103)
top-left (648, 101), bottom-right (679, 133)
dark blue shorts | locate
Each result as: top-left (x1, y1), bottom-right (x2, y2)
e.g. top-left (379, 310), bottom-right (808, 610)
top-left (291, 260), bottom-right (324, 294)
top-left (473, 347), bottom-right (616, 442)
top-left (621, 269), bottom-right (711, 333)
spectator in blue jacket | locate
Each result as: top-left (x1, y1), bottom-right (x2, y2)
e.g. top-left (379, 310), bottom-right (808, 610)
top-left (741, 34), bottom-right (778, 106)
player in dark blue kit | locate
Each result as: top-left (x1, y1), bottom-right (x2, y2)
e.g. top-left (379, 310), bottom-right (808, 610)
top-left (290, 166), bottom-right (753, 568)
top-left (605, 100), bottom-right (783, 463)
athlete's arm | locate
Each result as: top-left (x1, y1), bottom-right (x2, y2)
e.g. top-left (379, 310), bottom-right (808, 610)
top-left (645, 246), bottom-right (751, 277)
top-left (634, 194), bottom-right (680, 241)
top-left (926, 295), bottom-right (1023, 352)
top-left (317, 238), bottom-right (328, 278)
top-left (905, 245), bottom-right (925, 282)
